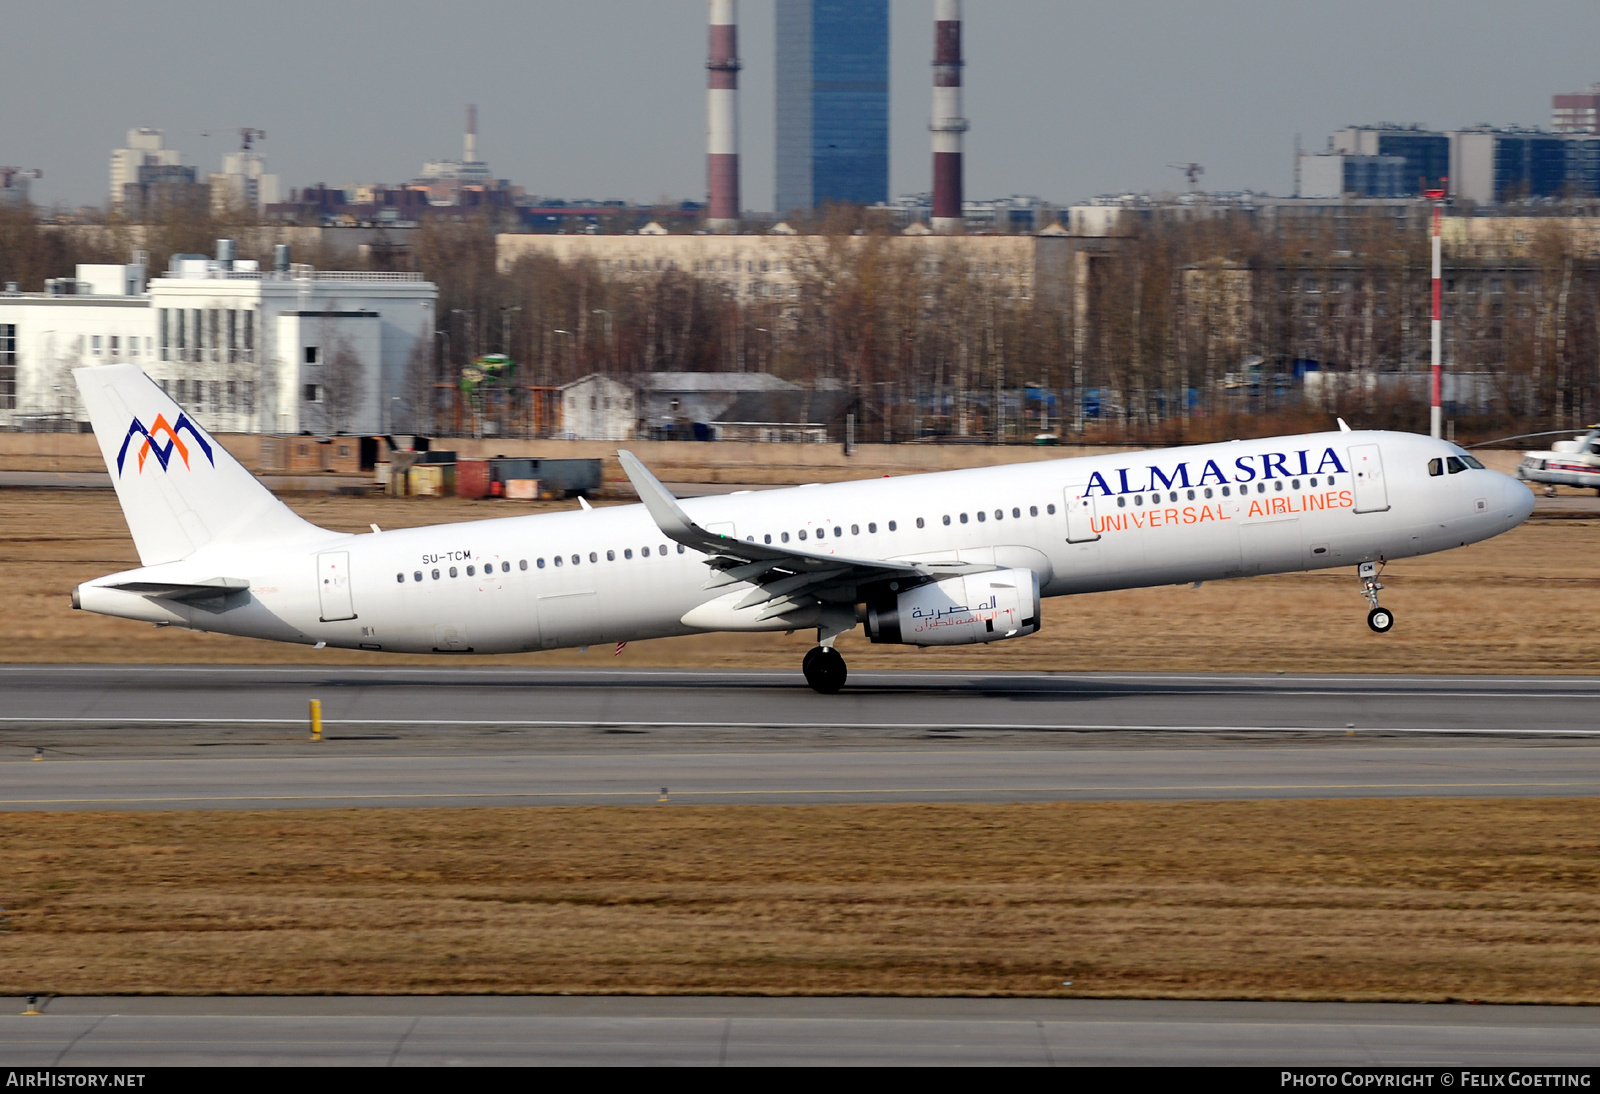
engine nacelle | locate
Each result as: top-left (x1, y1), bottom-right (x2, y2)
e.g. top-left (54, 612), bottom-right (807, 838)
top-left (866, 568), bottom-right (1041, 646)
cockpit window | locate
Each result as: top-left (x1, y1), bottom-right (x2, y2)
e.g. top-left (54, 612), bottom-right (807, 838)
top-left (1461, 454), bottom-right (1485, 469)
top-left (1446, 456), bottom-right (1468, 474)
top-left (1428, 458), bottom-right (1443, 477)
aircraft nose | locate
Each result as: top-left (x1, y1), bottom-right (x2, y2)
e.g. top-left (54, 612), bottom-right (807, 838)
top-left (1503, 473), bottom-right (1535, 526)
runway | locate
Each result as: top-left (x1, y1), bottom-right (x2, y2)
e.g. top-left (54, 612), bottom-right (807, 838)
top-left (4, 667), bottom-right (1600, 810)
top-left (8, 996), bottom-right (1600, 1066)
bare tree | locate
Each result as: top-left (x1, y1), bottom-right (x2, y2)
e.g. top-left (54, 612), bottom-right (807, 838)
top-left (319, 326), bottom-right (364, 435)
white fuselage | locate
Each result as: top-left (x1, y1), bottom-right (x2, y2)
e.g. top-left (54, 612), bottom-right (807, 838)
top-left (77, 429), bottom-right (1533, 654)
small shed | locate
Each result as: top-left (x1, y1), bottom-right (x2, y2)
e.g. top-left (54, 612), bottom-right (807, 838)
top-left (558, 373), bottom-right (636, 440)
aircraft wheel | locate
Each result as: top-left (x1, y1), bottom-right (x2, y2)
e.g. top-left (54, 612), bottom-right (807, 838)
top-left (802, 645), bottom-right (848, 694)
top-left (1367, 607), bottom-right (1394, 634)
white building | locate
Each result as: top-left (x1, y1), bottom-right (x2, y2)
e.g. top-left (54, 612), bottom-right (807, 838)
top-left (0, 243), bottom-right (436, 435)
top-left (558, 374), bottom-right (635, 441)
top-left (109, 128), bottom-right (183, 208)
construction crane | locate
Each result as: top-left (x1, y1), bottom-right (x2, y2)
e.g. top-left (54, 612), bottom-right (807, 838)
top-left (238, 128), bottom-right (265, 152)
top-left (1167, 162), bottom-right (1204, 191)
top-left (0, 167), bottom-right (42, 202)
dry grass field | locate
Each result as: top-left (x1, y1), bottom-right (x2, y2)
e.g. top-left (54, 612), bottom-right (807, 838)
top-left (6, 799), bottom-right (1600, 1001)
top-left (3, 487), bottom-right (1597, 673)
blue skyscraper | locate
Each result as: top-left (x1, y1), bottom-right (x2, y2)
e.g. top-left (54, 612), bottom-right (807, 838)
top-left (775, 0), bottom-right (889, 215)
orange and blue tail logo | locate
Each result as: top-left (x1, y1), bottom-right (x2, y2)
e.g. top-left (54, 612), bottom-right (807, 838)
top-left (115, 414), bottom-right (215, 476)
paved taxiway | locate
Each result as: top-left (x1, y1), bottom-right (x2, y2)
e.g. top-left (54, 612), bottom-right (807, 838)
top-left (3, 667), bottom-right (1600, 810)
top-left (8, 996), bottom-right (1600, 1066)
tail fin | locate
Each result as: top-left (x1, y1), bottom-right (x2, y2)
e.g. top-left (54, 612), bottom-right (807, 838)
top-left (74, 363), bottom-right (322, 566)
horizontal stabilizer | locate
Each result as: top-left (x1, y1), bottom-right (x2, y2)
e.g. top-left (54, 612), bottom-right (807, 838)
top-left (107, 577), bottom-right (251, 602)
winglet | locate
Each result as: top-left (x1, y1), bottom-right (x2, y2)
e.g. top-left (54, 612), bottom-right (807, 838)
top-left (1337, 417), bottom-right (1352, 433)
top-left (617, 450), bottom-right (704, 547)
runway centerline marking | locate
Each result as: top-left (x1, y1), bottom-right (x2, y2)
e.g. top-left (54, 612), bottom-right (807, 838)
top-left (4, 717), bottom-right (1600, 737)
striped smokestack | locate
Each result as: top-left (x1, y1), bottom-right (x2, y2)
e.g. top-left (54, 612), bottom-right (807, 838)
top-left (465, 103), bottom-right (478, 163)
top-left (930, 0), bottom-right (967, 233)
top-left (706, 0), bottom-right (741, 233)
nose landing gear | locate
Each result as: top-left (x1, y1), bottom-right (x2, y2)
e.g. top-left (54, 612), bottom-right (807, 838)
top-left (1360, 561), bottom-right (1394, 633)
top-left (802, 644), bottom-right (848, 694)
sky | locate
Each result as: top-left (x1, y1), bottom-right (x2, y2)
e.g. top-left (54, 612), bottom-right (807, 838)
top-left (5, 1), bottom-right (1600, 211)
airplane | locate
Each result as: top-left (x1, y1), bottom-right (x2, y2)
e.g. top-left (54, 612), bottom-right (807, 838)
top-left (1517, 425), bottom-right (1600, 496)
top-left (70, 364), bottom-right (1535, 694)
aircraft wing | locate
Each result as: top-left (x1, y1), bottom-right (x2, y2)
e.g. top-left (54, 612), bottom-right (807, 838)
top-left (618, 450), bottom-right (990, 622)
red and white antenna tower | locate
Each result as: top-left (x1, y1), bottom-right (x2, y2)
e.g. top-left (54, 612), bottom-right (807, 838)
top-left (1426, 180), bottom-right (1447, 439)
top-left (705, 0), bottom-right (741, 233)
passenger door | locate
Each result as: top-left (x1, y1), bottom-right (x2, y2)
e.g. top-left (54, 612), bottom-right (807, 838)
top-left (1348, 444), bottom-right (1390, 513)
top-left (317, 551), bottom-right (356, 621)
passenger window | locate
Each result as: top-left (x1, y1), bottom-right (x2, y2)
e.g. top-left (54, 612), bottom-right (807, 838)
top-left (587, 552), bottom-right (596, 563)
top-left (1291, 480), bottom-right (1300, 490)
top-left (1029, 506), bottom-right (1038, 517)
top-left (1012, 508), bottom-right (1020, 518)
top-left (851, 524), bottom-right (859, 535)
top-left (449, 566), bottom-right (458, 578)
top-left (1186, 490), bottom-right (1195, 501)
top-left (571, 555), bottom-right (580, 565)
top-left (641, 547), bottom-right (650, 557)
top-left (798, 530), bottom-right (807, 540)
top-left (554, 556), bottom-right (563, 566)
top-left (624, 548), bottom-right (633, 558)
top-left (677, 544), bottom-right (685, 554)
top-left (414, 571), bottom-right (423, 582)
top-left (432, 569), bottom-right (441, 580)
top-left (661, 545), bottom-right (668, 555)
top-left (959, 513), bottom-right (968, 523)
top-left (606, 550), bottom-right (615, 561)
top-left (995, 509), bottom-right (1003, 520)
top-left (1274, 481), bottom-right (1283, 492)
top-left (868, 523), bottom-right (877, 533)
top-left (1134, 495), bottom-right (1143, 506)
top-left (781, 532), bottom-right (790, 543)
top-left (1221, 486), bottom-right (1231, 497)
top-left (1447, 456), bottom-right (1468, 474)
top-left (1047, 504), bottom-right (1056, 515)
top-left (764, 534), bottom-right (772, 544)
top-left (1256, 483), bottom-right (1266, 493)
top-left (466, 565), bottom-right (475, 576)
top-left (834, 526), bottom-right (842, 538)
top-left (977, 511), bottom-right (986, 522)
top-left (1117, 497), bottom-right (1127, 508)
top-left (520, 560), bottom-right (529, 571)
top-left (396, 573), bottom-right (404, 583)
top-left (502, 562), bottom-right (510, 573)
top-left (942, 515), bottom-right (951, 526)
top-left (1203, 488), bottom-right (1213, 499)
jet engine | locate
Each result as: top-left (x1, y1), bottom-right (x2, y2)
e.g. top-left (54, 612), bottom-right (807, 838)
top-left (865, 568), bottom-right (1041, 646)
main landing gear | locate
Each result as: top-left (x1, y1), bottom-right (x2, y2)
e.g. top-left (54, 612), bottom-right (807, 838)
top-left (1360, 561), bottom-right (1394, 633)
top-left (802, 644), bottom-right (848, 694)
